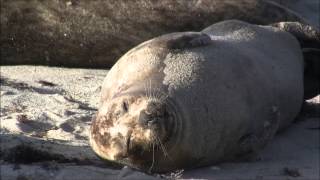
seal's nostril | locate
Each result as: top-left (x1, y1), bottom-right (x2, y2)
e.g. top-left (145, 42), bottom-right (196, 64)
top-left (126, 133), bottom-right (132, 153)
top-left (147, 119), bottom-right (157, 126)
top-left (139, 111), bottom-right (158, 127)
top-left (122, 101), bottom-right (128, 112)
top-left (139, 111), bottom-right (149, 126)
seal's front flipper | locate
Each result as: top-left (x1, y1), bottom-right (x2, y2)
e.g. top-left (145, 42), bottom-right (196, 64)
top-left (272, 22), bottom-right (320, 99)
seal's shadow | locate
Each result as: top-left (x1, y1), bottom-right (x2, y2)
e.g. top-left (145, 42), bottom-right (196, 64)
top-left (298, 100), bottom-right (320, 119)
top-left (0, 133), bottom-right (122, 169)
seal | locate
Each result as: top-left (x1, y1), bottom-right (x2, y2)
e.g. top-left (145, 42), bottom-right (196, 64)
top-left (90, 20), bottom-right (319, 172)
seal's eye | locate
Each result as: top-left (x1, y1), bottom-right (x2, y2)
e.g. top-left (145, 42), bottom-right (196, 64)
top-left (122, 101), bottom-right (128, 112)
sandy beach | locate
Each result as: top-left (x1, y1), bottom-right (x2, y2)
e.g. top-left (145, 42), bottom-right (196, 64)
top-left (1, 66), bottom-right (319, 179)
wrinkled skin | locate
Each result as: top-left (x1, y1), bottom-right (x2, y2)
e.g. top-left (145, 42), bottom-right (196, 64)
top-left (1, 0), bottom-right (306, 68)
top-left (89, 20), bottom-right (320, 172)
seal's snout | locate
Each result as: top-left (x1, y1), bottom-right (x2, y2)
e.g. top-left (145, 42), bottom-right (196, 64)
top-left (90, 95), bottom-right (175, 164)
top-left (138, 101), bottom-right (169, 140)
top-left (138, 110), bottom-right (161, 127)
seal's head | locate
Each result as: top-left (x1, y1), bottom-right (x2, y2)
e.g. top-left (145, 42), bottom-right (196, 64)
top-left (90, 93), bottom-right (180, 171)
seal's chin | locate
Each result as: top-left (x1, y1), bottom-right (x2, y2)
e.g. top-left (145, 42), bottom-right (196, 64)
top-left (90, 95), bottom-right (178, 168)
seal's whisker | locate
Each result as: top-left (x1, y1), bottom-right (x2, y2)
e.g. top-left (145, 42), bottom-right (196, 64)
top-left (148, 79), bottom-right (152, 99)
top-left (159, 93), bottom-right (168, 102)
top-left (148, 81), bottom-right (152, 100)
top-left (148, 142), bottom-right (155, 173)
top-left (150, 79), bottom-right (156, 100)
top-left (144, 83), bottom-right (149, 99)
top-left (144, 80), bottom-right (149, 99)
top-left (154, 90), bottom-right (162, 100)
top-left (146, 79), bottom-right (153, 100)
top-left (155, 134), bottom-right (171, 160)
top-left (152, 90), bottom-right (167, 103)
top-left (146, 79), bottom-right (150, 99)
top-left (146, 80), bottom-right (151, 99)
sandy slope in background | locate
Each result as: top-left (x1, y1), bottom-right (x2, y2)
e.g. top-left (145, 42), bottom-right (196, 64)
top-left (0, 66), bottom-right (319, 180)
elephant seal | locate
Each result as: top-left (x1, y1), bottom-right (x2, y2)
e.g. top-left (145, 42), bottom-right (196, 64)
top-left (90, 20), bottom-right (319, 172)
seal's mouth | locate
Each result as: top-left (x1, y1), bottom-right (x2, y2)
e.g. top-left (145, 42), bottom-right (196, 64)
top-left (89, 95), bottom-right (178, 168)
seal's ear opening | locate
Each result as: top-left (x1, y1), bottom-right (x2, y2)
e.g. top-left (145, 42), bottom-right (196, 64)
top-left (271, 22), bottom-right (320, 99)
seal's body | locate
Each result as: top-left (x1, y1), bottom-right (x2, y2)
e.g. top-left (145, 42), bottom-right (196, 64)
top-left (90, 20), bottom-right (317, 172)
